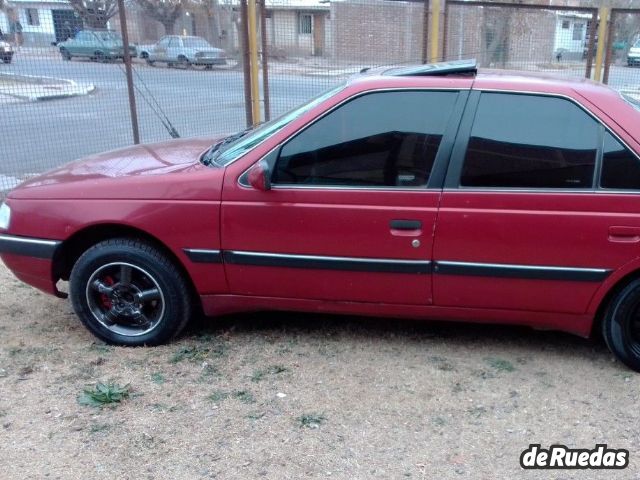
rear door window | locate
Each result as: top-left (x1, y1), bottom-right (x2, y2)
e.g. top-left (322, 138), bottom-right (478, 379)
top-left (460, 93), bottom-right (599, 189)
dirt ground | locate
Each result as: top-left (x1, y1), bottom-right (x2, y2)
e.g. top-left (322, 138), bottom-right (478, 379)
top-left (0, 262), bottom-right (639, 479)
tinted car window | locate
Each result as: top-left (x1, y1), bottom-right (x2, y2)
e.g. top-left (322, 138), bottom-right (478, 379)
top-left (273, 91), bottom-right (457, 187)
top-left (461, 93), bottom-right (599, 188)
top-left (601, 132), bottom-right (640, 189)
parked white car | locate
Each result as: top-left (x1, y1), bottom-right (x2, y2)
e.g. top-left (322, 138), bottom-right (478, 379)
top-left (628, 39), bottom-right (640, 66)
top-left (138, 35), bottom-right (227, 69)
top-left (0, 40), bottom-right (14, 64)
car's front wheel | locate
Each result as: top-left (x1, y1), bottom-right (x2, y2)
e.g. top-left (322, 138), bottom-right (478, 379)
top-left (69, 238), bottom-right (192, 346)
top-left (602, 278), bottom-right (640, 371)
top-left (60, 48), bottom-right (71, 61)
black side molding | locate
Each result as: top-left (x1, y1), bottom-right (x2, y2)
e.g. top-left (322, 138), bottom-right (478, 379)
top-left (183, 249), bottom-right (223, 264)
top-left (435, 261), bottom-right (610, 282)
top-left (0, 234), bottom-right (61, 259)
top-left (223, 250), bottom-right (432, 274)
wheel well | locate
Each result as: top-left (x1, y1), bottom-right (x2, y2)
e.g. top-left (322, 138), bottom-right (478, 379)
top-left (592, 269), bottom-right (640, 338)
top-left (53, 224), bottom-right (200, 311)
top-left (140, 51), bottom-right (148, 58)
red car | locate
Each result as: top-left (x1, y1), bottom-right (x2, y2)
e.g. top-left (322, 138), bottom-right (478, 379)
top-left (3, 60), bottom-right (640, 370)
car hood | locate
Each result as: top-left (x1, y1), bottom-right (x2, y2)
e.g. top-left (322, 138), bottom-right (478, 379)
top-left (9, 137), bottom-right (226, 201)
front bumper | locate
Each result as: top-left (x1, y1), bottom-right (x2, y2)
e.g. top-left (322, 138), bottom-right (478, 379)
top-left (0, 234), bottom-right (63, 297)
top-left (0, 234), bottom-right (60, 259)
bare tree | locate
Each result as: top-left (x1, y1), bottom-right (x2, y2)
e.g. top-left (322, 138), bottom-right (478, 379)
top-left (68, 0), bottom-right (119, 30)
top-left (133, 0), bottom-right (184, 35)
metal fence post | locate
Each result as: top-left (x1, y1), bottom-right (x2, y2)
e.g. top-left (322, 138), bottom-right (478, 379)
top-left (117, 0), bottom-right (140, 145)
top-left (429, 0), bottom-right (441, 63)
top-left (259, 0), bottom-right (271, 121)
top-left (422, 0), bottom-right (430, 63)
top-left (594, 7), bottom-right (610, 82)
top-left (248, 0), bottom-right (261, 125)
top-left (240, 0), bottom-right (253, 127)
top-left (602, 10), bottom-right (615, 85)
top-left (585, 9), bottom-right (598, 79)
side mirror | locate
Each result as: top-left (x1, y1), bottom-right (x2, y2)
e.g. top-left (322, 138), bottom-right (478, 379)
top-left (247, 160), bottom-right (271, 191)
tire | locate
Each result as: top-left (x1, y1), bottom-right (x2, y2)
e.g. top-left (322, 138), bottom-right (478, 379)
top-left (602, 279), bottom-right (640, 371)
top-left (146, 57), bottom-right (155, 66)
top-left (178, 56), bottom-right (191, 69)
top-left (60, 49), bottom-right (71, 61)
top-left (69, 238), bottom-right (192, 346)
top-left (2, 56), bottom-right (11, 64)
top-left (94, 51), bottom-right (107, 63)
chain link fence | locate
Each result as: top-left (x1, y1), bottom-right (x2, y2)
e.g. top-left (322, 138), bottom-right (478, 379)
top-left (0, 0), bottom-right (635, 195)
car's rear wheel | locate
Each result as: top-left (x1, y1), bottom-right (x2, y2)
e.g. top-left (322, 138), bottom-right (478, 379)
top-left (94, 51), bottom-right (107, 63)
top-left (2, 56), bottom-right (11, 64)
top-left (60, 48), bottom-right (71, 61)
top-left (69, 238), bottom-right (192, 346)
top-left (602, 279), bottom-right (640, 371)
top-left (178, 56), bottom-right (191, 69)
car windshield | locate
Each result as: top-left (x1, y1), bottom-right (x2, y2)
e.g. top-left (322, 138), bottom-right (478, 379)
top-left (95, 31), bottom-right (121, 43)
top-left (206, 83), bottom-right (346, 167)
top-left (183, 37), bottom-right (211, 49)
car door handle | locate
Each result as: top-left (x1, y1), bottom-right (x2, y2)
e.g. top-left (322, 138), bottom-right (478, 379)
top-left (390, 220), bottom-right (422, 230)
top-left (609, 226), bottom-right (640, 243)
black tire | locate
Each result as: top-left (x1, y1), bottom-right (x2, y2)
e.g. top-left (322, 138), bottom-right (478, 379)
top-left (94, 51), bottom-right (107, 63)
top-left (60, 48), bottom-right (71, 61)
top-left (69, 238), bottom-right (192, 346)
top-left (178, 56), bottom-right (191, 69)
top-left (602, 279), bottom-right (640, 371)
top-left (146, 57), bottom-right (155, 66)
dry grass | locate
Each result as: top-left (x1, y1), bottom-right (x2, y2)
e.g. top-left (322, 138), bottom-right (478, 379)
top-left (0, 262), bottom-right (638, 479)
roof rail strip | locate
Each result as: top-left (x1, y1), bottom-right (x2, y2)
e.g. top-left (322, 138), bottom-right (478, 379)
top-left (384, 59), bottom-right (477, 77)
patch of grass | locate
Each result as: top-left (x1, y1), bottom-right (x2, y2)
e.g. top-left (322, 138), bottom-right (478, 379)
top-left (170, 342), bottom-right (226, 364)
top-left (89, 423), bottom-right (111, 434)
top-left (298, 413), bottom-right (326, 429)
top-left (251, 365), bottom-right (288, 382)
top-left (77, 382), bottom-right (131, 408)
top-left (233, 390), bottom-right (255, 404)
top-left (208, 390), bottom-right (229, 403)
top-left (198, 363), bottom-right (221, 383)
top-left (88, 343), bottom-right (114, 355)
top-left (432, 416), bottom-right (447, 427)
top-left (247, 411), bottom-right (265, 420)
top-left (485, 357), bottom-right (515, 372)
top-left (151, 372), bottom-right (165, 384)
top-left (429, 356), bottom-right (456, 372)
top-left (468, 406), bottom-right (487, 418)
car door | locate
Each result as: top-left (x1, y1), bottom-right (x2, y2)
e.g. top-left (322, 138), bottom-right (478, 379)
top-left (70, 31), bottom-right (88, 57)
top-left (153, 37), bottom-right (170, 62)
top-left (221, 89), bottom-right (467, 305)
top-left (167, 37), bottom-right (180, 62)
top-left (432, 90), bottom-right (625, 314)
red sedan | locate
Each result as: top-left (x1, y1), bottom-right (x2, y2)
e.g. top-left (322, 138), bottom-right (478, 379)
top-left (3, 60), bottom-right (640, 370)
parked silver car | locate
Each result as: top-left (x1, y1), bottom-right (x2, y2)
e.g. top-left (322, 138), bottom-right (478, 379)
top-left (138, 36), bottom-right (227, 68)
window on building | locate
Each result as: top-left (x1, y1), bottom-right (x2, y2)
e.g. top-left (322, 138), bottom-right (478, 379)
top-left (562, 20), bottom-right (570, 29)
top-left (298, 14), bottom-right (312, 35)
top-left (573, 22), bottom-right (585, 41)
top-left (26, 8), bottom-right (40, 27)
top-left (273, 91), bottom-right (458, 187)
top-left (600, 132), bottom-right (640, 189)
top-left (460, 93), bottom-right (599, 189)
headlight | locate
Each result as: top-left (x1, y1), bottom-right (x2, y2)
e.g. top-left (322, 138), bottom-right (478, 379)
top-left (0, 203), bottom-right (10, 230)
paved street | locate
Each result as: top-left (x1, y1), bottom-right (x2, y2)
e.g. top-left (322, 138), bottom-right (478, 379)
top-left (2, 52), bottom-right (640, 191)
top-left (0, 54), bottom-right (340, 186)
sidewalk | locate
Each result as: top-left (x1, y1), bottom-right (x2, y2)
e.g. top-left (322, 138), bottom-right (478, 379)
top-left (0, 72), bottom-right (95, 102)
